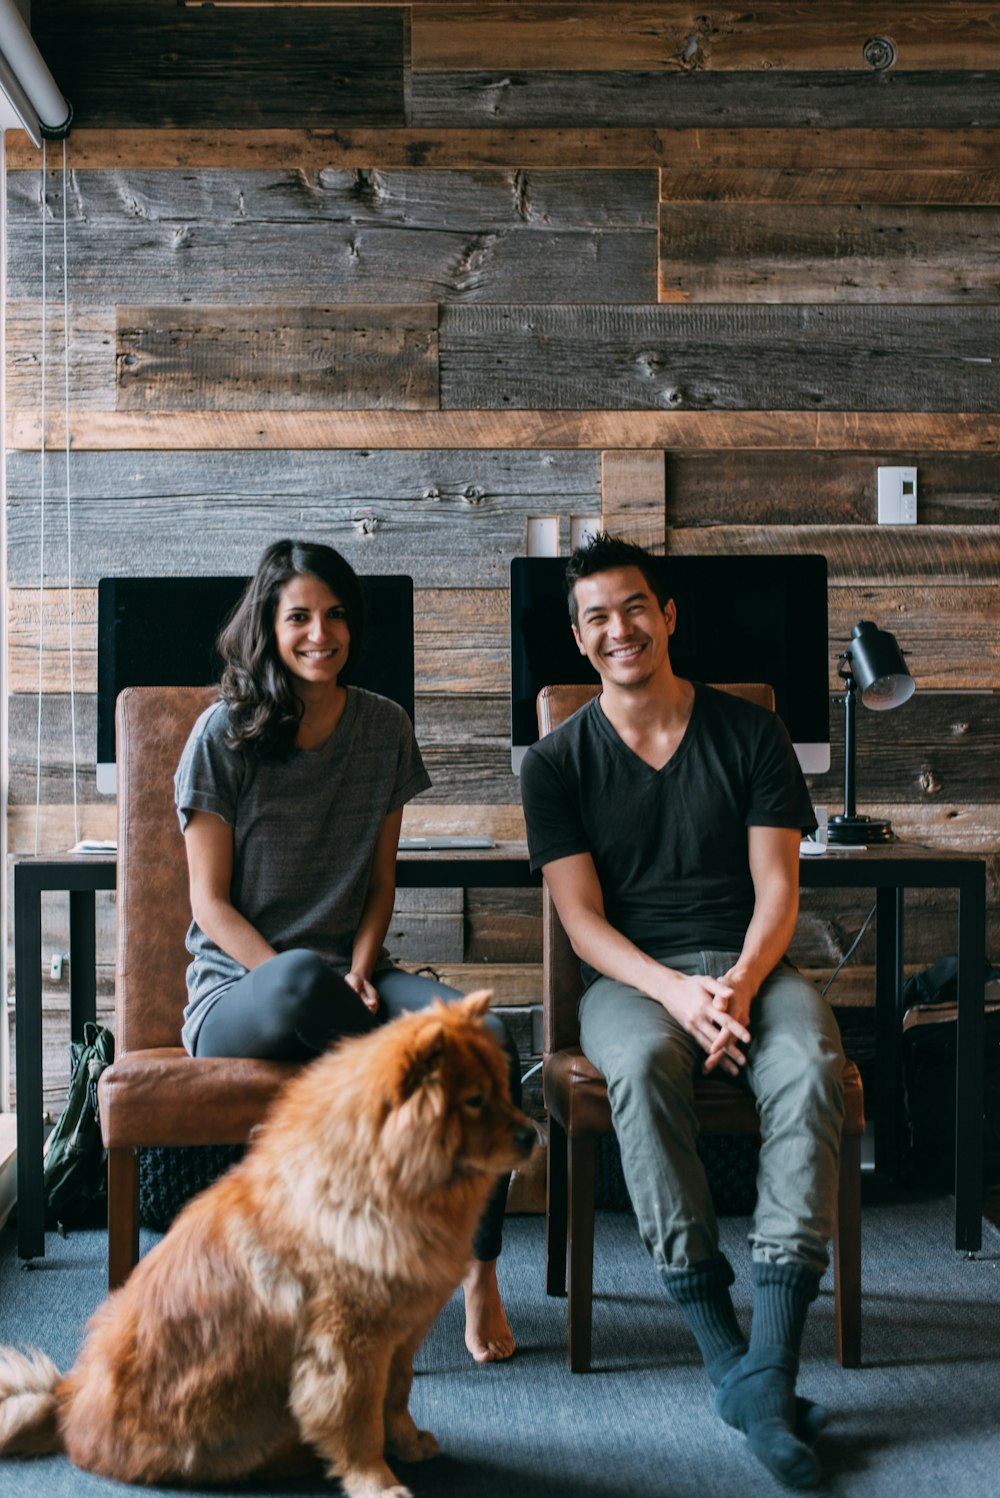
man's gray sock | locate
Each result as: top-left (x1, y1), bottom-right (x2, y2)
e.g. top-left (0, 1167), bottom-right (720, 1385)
top-left (714, 1262), bottom-right (823, 1490)
top-left (662, 1254), bottom-right (747, 1387)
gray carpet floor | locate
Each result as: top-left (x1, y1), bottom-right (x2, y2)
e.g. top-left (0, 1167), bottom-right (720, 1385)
top-left (1, 1185), bottom-right (998, 1497)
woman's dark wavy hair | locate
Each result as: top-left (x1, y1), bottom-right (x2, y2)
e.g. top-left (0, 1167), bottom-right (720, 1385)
top-left (563, 532), bottom-right (670, 627)
top-left (217, 539), bottom-right (367, 760)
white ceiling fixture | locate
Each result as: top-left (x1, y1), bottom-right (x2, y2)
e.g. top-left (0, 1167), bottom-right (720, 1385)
top-left (0, 0), bottom-right (71, 147)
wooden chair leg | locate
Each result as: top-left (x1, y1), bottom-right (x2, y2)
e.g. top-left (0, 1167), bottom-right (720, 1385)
top-left (107, 1146), bottom-right (140, 1291)
top-left (834, 1131), bottom-right (862, 1368)
top-left (567, 1132), bottom-right (596, 1373)
top-left (546, 1115), bottom-right (568, 1297)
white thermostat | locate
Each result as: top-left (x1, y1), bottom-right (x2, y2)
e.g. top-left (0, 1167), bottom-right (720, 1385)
top-left (877, 466), bottom-right (918, 525)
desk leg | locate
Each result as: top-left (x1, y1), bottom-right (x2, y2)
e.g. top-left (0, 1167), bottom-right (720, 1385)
top-left (69, 890), bottom-right (98, 1039)
top-left (954, 868), bottom-right (986, 1253)
top-left (14, 876), bottom-right (45, 1261)
top-left (873, 886), bottom-right (905, 1181)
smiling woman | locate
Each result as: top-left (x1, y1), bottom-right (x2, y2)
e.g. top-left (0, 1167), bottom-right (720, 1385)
top-left (171, 538), bottom-right (524, 1363)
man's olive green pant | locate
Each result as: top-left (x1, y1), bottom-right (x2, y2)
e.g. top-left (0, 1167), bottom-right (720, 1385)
top-left (578, 952), bottom-right (846, 1277)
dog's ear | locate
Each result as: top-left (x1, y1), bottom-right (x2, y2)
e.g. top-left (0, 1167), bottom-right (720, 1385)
top-left (456, 990), bottom-right (493, 1021)
top-left (400, 1020), bottom-right (446, 1100)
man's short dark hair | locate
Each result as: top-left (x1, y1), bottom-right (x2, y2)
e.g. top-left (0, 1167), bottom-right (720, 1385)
top-left (564, 532), bottom-right (670, 627)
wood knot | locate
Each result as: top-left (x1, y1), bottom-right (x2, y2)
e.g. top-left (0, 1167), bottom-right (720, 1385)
top-left (919, 769), bottom-right (942, 795)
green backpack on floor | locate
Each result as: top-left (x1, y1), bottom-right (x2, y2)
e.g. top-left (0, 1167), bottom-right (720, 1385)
top-left (42, 1021), bottom-right (115, 1231)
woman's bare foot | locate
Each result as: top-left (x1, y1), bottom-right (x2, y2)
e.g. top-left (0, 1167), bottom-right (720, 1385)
top-left (463, 1258), bottom-right (515, 1362)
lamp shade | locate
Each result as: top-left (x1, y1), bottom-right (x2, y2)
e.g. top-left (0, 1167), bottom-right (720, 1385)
top-left (845, 620), bottom-right (915, 712)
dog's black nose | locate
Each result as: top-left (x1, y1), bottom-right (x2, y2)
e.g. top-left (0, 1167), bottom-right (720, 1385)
top-left (514, 1124), bottom-right (537, 1154)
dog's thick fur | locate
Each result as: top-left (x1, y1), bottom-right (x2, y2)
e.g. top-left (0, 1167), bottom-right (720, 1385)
top-left (0, 992), bottom-right (534, 1497)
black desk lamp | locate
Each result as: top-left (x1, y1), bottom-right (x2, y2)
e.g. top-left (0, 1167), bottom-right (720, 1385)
top-left (827, 620), bottom-right (915, 846)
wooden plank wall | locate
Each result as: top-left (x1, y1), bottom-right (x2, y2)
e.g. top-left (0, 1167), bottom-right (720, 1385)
top-left (5, 2), bottom-right (1000, 1111)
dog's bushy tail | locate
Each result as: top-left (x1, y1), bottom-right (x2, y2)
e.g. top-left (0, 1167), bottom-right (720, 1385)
top-left (0, 1347), bottom-right (63, 1455)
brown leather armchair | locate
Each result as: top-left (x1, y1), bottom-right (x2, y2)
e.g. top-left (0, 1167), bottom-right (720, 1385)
top-left (97, 686), bottom-right (300, 1289)
top-left (536, 683), bottom-right (865, 1372)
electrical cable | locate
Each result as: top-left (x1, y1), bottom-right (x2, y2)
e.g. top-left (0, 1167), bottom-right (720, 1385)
top-left (821, 901), bottom-right (878, 998)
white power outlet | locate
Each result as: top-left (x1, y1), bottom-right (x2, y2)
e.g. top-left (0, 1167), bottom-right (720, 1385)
top-left (877, 466), bottom-right (917, 525)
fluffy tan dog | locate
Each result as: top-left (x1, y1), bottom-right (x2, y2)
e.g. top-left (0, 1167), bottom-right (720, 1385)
top-left (0, 992), bottom-right (535, 1497)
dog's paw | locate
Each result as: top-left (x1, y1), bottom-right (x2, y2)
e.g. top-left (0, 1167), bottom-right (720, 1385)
top-left (331, 1465), bottom-right (414, 1498)
top-left (387, 1425), bottom-right (440, 1464)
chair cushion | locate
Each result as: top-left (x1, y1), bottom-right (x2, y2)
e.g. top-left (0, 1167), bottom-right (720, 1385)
top-left (543, 1048), bottom-right (864, 1138)
top-left (98, 1051), bottom-right (300, 1148)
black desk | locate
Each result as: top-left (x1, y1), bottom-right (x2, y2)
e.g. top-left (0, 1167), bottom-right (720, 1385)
top-left (13, 841), bottom-right (986, 1262)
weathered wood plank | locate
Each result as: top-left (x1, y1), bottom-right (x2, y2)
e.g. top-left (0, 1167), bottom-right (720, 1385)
top-left (810, 693), bottom-right (1000, 807)
top-left (6, 169), bottom-right (656, 306)
top-left (4, 449), bottom-right (598, 588)
top-left (7, 588), bottom-right (99, 693)
top-left (5, 306), bottom-right (116, 410)
top-left (412, 5), bottom-right (1000, 72)
top-left (661, 169), bottom-right (1000, 206)
top-left (667, 525), bottom-right (1000, 584)
top-left (828, 587), bottom-right (997, 691)
top-left (663, 452), bottom-right (1000, 528)
top-left (117, 305), bottom-right (440, 411)
top-left (601, 450), bottom-right (666, 552)
top-left (404, 962), bottom-right (541, 1010)
top-left (10, 127), bottom-right (1000, 173)
top-left (465, 887), bottom-right (542, 964)
top-left (660, 204), bottom-right (1000, 303)
top-left (415, 590), bottom-right (510, 694)
top-left (33, 3), bottom-right (406, 128)
top-left (438, 304), bottom-right (1000, 412)
top-left (414, 692), bottom-right (518, 801)
top-left (10, 410), bottom-right (1000, 453)
top-left (413, 71), bottom-right (1000, 129)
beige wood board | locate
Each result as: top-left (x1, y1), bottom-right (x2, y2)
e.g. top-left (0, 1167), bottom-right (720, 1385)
top-left (10, 411), bottom-right (1000, 453)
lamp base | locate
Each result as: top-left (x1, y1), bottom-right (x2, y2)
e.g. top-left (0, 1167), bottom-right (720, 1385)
top-left (827, 813), bottom-right (895, 846)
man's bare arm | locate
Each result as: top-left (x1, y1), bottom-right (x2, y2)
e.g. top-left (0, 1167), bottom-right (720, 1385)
top-left (542, 851), bottom-right (750, 1074)
top-left (702, 824), bottom-right (801, 1072)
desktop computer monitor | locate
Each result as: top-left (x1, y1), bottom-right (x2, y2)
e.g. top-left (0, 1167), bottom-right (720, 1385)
top-left (509, 554), bottom-right (831, 775)
top-left (96, 574), bottom-right (415, 795)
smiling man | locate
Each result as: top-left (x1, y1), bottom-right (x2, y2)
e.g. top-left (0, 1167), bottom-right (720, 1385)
top-left (520, 534), bottom-right (845, 1491)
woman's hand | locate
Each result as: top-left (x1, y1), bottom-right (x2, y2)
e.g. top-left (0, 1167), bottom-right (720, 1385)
top-left (344, 971), bottom-right (380, 1014)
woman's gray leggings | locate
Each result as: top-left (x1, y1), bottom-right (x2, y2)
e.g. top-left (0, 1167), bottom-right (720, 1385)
top-left (192, 949), bottom-right (520, 1261)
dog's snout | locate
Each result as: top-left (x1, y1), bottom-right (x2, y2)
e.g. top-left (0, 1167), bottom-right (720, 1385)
top-left (514, 1123), bottom-right (537, 1156)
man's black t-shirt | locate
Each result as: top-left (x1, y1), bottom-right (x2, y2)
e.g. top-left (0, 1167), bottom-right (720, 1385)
top-left (520, 683), bottom-right (816, 978)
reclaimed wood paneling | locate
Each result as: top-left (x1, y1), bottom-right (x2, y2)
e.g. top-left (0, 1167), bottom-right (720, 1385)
top-left (409, 73), bottom-right (1000, 129)
top-left (660, 205), bottom-right (1000, 303)
top-left (600, 450), bottom-right (666, 551)
top-left (439, 305), bottom-right (1000, 412)
top-left (666, 524), bottom-right (1000, 584)
top-left (5, 449), bottom-right (598, 587)
top-left (7, 589), bottom-right (98, 693)
top-left (6, 169), bottom-right (656, 306)
top-left (661, 169), bottom-right (1000, 206)
top-left (11, 410), bottom-right (1000, 453)
top-left (4, 306), bottom-right (115, 410)
top-left (116, 305), bottom-right (440, 411)
top-left (663, 452), bottom-right (1000, 528)
top-left (414, 590), bottom-right (510, 694)
top-left (465, 887), bottom-right (542, 964)
top-left (411, 5), bottom-right (1000, 73)
top-left (10, 127), bottom-right (1000, 174)
top-left (34, 3), bottom-right (406, 128)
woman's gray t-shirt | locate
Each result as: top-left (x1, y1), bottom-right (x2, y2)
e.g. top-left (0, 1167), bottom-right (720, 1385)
top-left (173, 688), bottom-right (430, 1053)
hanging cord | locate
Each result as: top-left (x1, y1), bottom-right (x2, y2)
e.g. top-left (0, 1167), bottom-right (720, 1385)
top-left (821, 901), bottom-right (878, 998)
top-left (62, 137), bottom-right (79, 844)
top-left (34, 142), bottom-right (48, 854)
